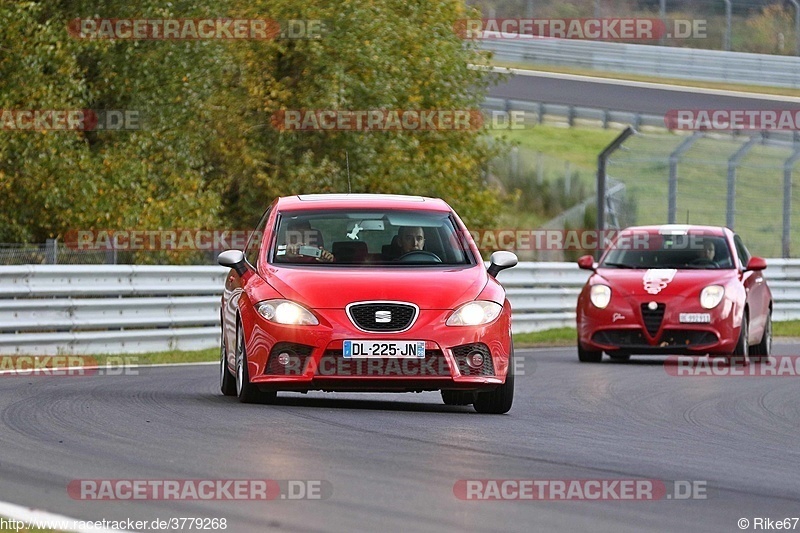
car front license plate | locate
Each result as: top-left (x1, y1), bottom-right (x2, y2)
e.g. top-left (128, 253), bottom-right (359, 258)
top-left (343, 340), bottom-right (425, 358)
top-left (679, 313), bottom-right (711, 323)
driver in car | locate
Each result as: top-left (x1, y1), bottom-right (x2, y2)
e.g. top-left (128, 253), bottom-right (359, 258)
top-left (701, 239), bottom-right (715, 261)
top-left (399, 226), bottom-right (425, 254)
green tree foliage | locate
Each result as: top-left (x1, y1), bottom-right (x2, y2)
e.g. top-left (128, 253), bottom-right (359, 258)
top-left (0, 0), bottom-right (504, 259)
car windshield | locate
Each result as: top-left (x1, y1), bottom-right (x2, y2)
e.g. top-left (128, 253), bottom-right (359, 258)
top-left (600, 234), bottom-right (735, 269)
top-left (271, 210), bottom-right (474, 266)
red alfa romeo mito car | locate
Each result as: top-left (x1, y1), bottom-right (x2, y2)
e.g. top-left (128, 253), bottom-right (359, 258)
top-left (576, 225), bottom-right (772, 364)
top-left (217, 194), bottom-right (518, 413)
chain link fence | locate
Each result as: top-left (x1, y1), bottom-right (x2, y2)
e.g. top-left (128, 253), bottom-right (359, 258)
top-left (605, 131), bottom-right (800, 258)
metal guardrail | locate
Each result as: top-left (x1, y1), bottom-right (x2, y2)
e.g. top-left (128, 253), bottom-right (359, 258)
top-left (482, 37), bottom-right (800, 89)
top-left (483, 96), bottom-right (667, 130)
top-left (1, 262), bottom-right (799, 354)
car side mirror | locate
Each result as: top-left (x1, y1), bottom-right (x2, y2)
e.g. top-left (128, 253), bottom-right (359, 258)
top-left (746, 256), bottom-right (767, 271)
top-left (218, 249), bottom-right (248, 276)
top-left (487, 251), bottom-right (518, 278)
top-left (577, 255), bottom-right (596, 271)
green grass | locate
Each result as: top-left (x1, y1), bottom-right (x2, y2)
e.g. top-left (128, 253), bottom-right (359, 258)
top-left (493, 123), bottom-right (800, 258)
top-left (5, 348), bottom-right (218, 369)
top-left (513, 327), bottom-right (577, 347)
top-left (489, 60), bottom-right (800, 98)
top-left (773, 321), bottom-right (800, 337)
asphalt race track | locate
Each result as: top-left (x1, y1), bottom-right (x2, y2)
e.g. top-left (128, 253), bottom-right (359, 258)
top-left (1, 344), bottom-right (798, 532)
top-left (488, 70), bottom-right (800, 115)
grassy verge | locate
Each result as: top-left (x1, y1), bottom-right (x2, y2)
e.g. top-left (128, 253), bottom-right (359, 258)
top-left (3, 348), bottom-right (218, 370)
top-left (513, 327), bottom-right (576, 347)
top-left (514, 320), bottom-right (800, 347)
top-left (489, 60), bottom-right (800, 98)
top-left (492, 122), bottom-right (800, 258)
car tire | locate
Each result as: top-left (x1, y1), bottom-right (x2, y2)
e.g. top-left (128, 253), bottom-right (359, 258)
top-left (578, 341), bottom-right (603, 363)
top-left (750, 311), bottom-right (772, 362)
top-left (235, 323), bottom-right (277, 404)
top-left (728, 314), bottom-right (750, 366)
top-left (220, 335), bottom-right (236, 396)
top-left (441, 390), bottom-right (474, 406)
top-left (473, 345), bottom-right (514, 414)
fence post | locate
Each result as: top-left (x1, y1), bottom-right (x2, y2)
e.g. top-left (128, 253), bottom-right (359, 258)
top-left (597, 127), bottom-right (635, 259)
top-left (726, 135), bottom-right (759, 229)
top-left (791, 0), bottom-right (800, 56)
top-left (45, 238), bottom-right (57, 265)
top-left (723, 0), bottom-right (732, 51)
top-left (783, 147), bottom-right (800, 257)
top-left (668, 132), bottom-right (703, 224)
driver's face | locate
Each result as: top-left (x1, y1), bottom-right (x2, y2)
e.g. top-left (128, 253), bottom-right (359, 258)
top-left (401, 228), bottom-right (425, 252)
top-left (703, 242), bottom-right (715, 259)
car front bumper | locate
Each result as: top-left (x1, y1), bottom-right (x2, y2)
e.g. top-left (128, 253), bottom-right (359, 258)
top-left (241, 305), bottom-right (513, 392)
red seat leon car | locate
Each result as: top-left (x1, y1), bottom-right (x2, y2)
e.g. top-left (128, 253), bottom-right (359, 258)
top-left (217, 194), bottom-right (518, 413)
top-left (576, 225), bottom-right (772, 364)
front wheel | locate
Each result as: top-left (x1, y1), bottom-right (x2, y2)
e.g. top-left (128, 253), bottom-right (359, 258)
top-left (220, 335), bottom-right (236, 396)
top-left (750, 312), bottom-right (772, 362)
top-left (235, 324), bottom-right (277, 404)
top-left (473, 344), bottom-right (514, 414)
top-left (441, 390), bottom-right (474, 406)
top-left (728, 314), bottom-right (750, 366)
top-left (578, 341), bottom-right (603, 363)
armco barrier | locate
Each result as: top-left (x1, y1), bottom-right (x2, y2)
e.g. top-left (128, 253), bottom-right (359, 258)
top-left (482, 37), bottom-right (800, 89)
top-left (1, 261), bottom-right (799, 354)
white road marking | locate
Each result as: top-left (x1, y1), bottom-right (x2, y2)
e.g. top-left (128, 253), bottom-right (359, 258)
top-left (0, 499), bottom-right (130, 532)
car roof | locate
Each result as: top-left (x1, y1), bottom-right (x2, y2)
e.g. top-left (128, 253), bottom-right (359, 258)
top-left (275, 194), bottom-right (452, 212)
top-left (618, 224), bottom-right (730, 237)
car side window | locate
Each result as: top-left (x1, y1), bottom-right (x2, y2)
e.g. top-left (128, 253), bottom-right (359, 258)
top-left (245, 207), bottom-right (271, 269)
top-left (733, 234), bottom-right (750, 269)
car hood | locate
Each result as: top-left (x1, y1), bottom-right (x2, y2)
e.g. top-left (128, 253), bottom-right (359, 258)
top-left (262, 265), bottom-right (488, 309)
top-left (594, 267), bottom-right (739, 299)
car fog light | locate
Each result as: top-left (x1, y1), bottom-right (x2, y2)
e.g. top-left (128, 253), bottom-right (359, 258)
top-left (467, 352), bottom-right (485, 369)
top-left (277, 352), bottom-right (293, 366)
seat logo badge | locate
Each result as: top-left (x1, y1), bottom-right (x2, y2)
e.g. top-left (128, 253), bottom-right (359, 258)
top-left (643, 269), bottom-right (677, 295)
top-left (375, 310), bottom-right (392, 323)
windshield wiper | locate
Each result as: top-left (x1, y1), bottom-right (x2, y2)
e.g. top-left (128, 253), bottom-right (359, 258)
top-left (601, 262), bottom-right (638, 269)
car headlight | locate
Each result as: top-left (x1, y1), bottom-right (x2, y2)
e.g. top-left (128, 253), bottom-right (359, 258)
top-left (446, 301), bottom-right (502, 326)
top-left (590, 285), bottom-right (612, 309)
top-left (700, 285), bottom-right (725, 309)
top-left (256, 299), bottom-right (319, 325)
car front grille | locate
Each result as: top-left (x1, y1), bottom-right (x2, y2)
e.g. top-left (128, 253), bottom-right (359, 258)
top-left (640, 303), bottom-right (666, 336)
top-left (316, 349), bottom-right (450, 376)
top-left (451, 343), bottom-right (495, 376)
top-left (592, 329), bottom-right (717, 348)
top-left (347, 302), bottom-right (417, 332)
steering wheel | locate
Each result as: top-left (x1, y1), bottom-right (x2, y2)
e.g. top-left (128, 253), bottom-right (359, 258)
top-left (690, 257), bottom-right (718, 267)
top-left (397, 250), bottom-right (442, 263)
